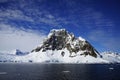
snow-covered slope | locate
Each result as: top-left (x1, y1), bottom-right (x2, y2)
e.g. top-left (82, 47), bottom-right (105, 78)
top-left (15, 49), bottom-right (108, 63)
top-left (0, 29), bottom-right (120, 63)
top-left (0, 49), bottom-right (29, 62)
top-left (101, 52), bottom-right (120, 63)
top-left (0, 53), bottom-right (15, 62)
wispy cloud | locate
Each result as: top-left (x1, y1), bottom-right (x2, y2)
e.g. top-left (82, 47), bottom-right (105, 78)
top-left (103, 38), bottom-right (120, 51)
top-left (0, 8), bottom-right (68, 28)
top-left (0, 0), bottom-right (8, 3)
top-left (80, 8), bottom-right (115, 29)
top-left (0, 9), bottom-right (34, 22)
top-left (0, 23), bottom-right (46, 52)
top-left (88, 29), bottom-right (120, 52)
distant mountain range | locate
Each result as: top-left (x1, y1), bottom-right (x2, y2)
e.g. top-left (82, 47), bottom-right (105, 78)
top-left (0, 29), bottom-right (120, 63)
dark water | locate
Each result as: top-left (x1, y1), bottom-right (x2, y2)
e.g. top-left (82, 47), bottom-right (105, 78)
top-left (0, 63), bottom-right (120, 80)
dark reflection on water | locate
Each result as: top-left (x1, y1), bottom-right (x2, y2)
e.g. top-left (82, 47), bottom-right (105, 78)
top-left (0, 63), bottom-right (120, 80)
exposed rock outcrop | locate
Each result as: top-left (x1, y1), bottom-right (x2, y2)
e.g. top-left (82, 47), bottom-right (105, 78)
top-left (32, 29), bottom-right (100, 58)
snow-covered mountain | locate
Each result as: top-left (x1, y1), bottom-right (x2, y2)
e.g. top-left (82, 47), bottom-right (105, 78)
top-left (32, 29), bottom-right (101, 58)
top-left (0, 29), bottom-right (120, 63)
top-left (10, 49), bottom-right (29, 55)
top-left (101, 52), bottom-right (120, 63)
top-left (0, 49), bottom-right (29, 62)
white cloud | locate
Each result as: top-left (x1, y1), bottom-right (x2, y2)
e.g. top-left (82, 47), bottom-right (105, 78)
top-left (0, 23), bottom-right (46, 52)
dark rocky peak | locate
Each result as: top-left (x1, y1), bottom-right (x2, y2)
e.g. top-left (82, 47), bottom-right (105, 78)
top-left (32, 29), bottom-right (101, 58)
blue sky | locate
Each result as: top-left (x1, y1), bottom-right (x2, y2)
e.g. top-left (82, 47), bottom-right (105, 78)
top-left (0, 0), bottom-right (120, 52)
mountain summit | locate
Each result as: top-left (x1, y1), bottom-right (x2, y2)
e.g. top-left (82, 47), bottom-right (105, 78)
top-left (32, 29), bottom-right (100, 58)
top-left (1, 29), bottom-right (119, 63)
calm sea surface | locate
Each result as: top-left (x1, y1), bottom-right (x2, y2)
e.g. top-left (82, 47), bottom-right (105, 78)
top-left (0, 63), bottom-right (120, 80)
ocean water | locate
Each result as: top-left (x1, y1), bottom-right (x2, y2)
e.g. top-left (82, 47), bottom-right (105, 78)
top-left (0, 63), bottom-right (120, 80)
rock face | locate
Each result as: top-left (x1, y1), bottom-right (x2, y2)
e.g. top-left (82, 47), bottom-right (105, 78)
top-left (32, 29), bottom-right (100, 58)
top-left (11, 49), bottom-right (29, 55)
